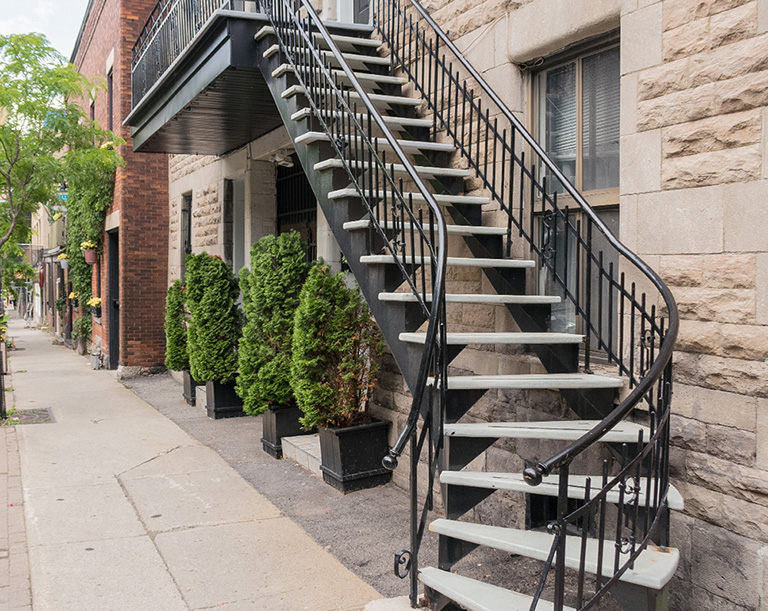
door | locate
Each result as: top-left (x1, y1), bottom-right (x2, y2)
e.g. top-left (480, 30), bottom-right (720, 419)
top-left (338, 0), bottom-right (370, 24)
top-left (108, 230), bottom-right (120, 369)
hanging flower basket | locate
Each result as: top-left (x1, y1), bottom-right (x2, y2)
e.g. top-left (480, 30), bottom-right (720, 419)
top-left (88, 297), bottom-right (102, 318)
top-left (57, 252), bottom-right (69, 270)
top-left (81, 241), bottom-right (98, 265)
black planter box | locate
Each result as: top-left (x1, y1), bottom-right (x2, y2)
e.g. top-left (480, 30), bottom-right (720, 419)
top-left (182, 370), bottom-right (199, 406)
top-left (319, 419), bottom-right (392, 493)
top-left (205, 379), bottom-right (245, 419)
top-left (261, 404), bottom-right (312, 459)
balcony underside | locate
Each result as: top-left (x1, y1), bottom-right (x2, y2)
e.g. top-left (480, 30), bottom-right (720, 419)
top-left (126, 11), bottom-right (282, 156)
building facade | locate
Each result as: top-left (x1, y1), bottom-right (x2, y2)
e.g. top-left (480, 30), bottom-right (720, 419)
top-left (71, 0), bottom-right (170, 372)
top-left (129, 0), bottom-right (768, 608)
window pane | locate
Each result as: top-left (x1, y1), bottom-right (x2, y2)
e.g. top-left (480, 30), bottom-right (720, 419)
top-left (582, 47), bottom-right (620, 191)
top-left (538, 61), bottom-right (577, 192)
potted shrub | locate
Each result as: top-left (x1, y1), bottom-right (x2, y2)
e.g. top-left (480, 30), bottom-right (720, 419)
top-left (164, 279), bottom-right (198, 405)
top-left (186, 252), bottom-right (242, 419)
top-left (237, 231), bottom-right (313, 458)
top-left (80, 240), bottom-right (98, 265)
top-left (87, 296), bottom-right (102, 318)
top-left (291, 264), bottom-right (388, 492)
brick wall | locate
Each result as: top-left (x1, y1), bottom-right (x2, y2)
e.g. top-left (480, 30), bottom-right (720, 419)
top-left (72, 0), bottom-right (169, 369)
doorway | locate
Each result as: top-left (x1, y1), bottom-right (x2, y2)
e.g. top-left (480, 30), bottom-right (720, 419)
top-left (108, 230), bottom-right (120, 369)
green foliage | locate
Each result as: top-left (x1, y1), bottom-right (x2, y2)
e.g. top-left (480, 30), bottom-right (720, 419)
top-left (72, 314), bottom-right (91, 341)
top-left (164, 280), bottom-right (189, 371)
top-left (186, 253), bottom-right (240, 383)
top-left (236, 231), bottom-right (311, 416)
top-left (291, 264), bottom-right (383, 430)
top-left (0, 252), bottom-right (34, 300)
top-left (0, 33), bottom-right (120, 256)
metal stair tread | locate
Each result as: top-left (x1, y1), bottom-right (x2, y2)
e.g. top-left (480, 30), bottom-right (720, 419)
top-left (330, 187), bottom-right (488, 206)
top-left (419, 567), bottom-right (573, 611)
top-left (292, 107), bottom-right (433, 128)
top-left (344, 219), bottom-right (506, 236)
top-left (440, 471), bottom-right (685, 511)
top-left (263, 44), bottom-right (391, 66)
top-left (295, 130), bottom-right (454, 152)
top-left (314, 157), bottom-right (471, 177)
top-left (378, 292), bottom-right (562, 304)
top-left (444, 420), bottom-right (650, 443)
top-left (429, 519), bottom-right (680, 590)
top-left (273, 63), bottom-right (407, 85)
top-left (361, 255), bottom-right (534, 268)
top-left (255, 25), bottom-right (382, 51)
top-left (282, 84), bottom-right (422, 108)
top-left (400, 332), bottom-right (584, 345)
top-left (430, 373), bottom-right (625, 390)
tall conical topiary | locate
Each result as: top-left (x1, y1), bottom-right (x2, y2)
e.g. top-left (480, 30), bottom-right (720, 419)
top-left (186, 253), bottom-right (240, 383)
top-left (291, 264), bottom-right (383, 430)
top-left (237, 231), bottom-right (311, 415)
top-left (164, 280), bottom-right (189, 371)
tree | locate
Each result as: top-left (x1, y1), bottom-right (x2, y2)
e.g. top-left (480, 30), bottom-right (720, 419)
top-left (0, 33), bottom-right (117, 252)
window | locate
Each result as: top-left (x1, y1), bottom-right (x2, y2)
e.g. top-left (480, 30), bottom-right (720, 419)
top-left (180, 194), bottom-right (192, 280)
top-left (534, 39), bottom-right (620, 353)
top-left (536, 42), bottom-right (620, 202)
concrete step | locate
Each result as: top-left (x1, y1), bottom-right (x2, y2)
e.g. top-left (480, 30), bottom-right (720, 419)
top-left (378, 292), bottom-right (561, 305)
top-left (256, 26), bottom-right (382, 53)
top-left (295, 131), bottom-right (454, 153)
top-left (360, 255), bottom-right (534, 268)
top-left (430, 519), bottom-right (680, 590)
top-left (444, 420), bottom-right (650, 443)
top-left (273, 63), bottom-right (407, 86)
top-left (264, 44), bottom-right (390, 70)
top-left (429, 373), bottom-right (625, 391)
top-left (344, 220), bottom-right (506, 236)
top-left (314, 157), bottom-right (470, 178)
top-left (329, 187), bottom-right (488, 206)
top-left (293, 107), bottom-right (433, 129)
top-left (400, 332), bottom-right (583, 345)
top-left (419, 567), bottom-right (573, 611)
top-left (440, 471), bottom-right (685, 510)
top-left (283, 85), bottom-right (421, 110)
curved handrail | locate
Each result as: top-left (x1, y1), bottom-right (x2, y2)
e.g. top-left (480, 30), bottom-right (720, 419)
top-left (262, 0), bottom-right (447, 469)
top-left (378, 0), bottom-right (678, 480)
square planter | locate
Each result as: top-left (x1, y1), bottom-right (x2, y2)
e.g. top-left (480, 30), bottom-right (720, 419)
top-left (205, 379), bottom-right (245, 420)
top-left (182, 369), bottom-right (200, 406)
top-left (319, 419), bottom-right (392, 493)
top-left (261, 404), bottom-right (313, 459)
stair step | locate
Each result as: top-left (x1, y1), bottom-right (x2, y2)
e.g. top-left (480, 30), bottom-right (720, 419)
top-left (378, 292), bottom-right (561, 305)
top-left (314, 157), bottom-right (470, 178)
top-left (444, 420), bottom-right (649, 443)
top-left (431, 373), bottom-right (625, 390)
top-left (440, 471), bottom-right (685, 511)
top-left (255, 26), bottom-right (382, 52)
top-left (360, 255), bottom-right (534, 268)
top-left (330, 188), bottom-right (488, 206)
top-left (430, 519), bottom-right (680, 590)
top-left (264, 44), bottom-right (391, 69)
top-left (292, 107), bottom-right (434, 129)
top-left (419, 567), bottom-right (572, 611)
top-left (295, 131), bottom-right (454, 153)
top-left (401, 332), bottom-right (583, 345)
top-left (273, 63), bottom-right (408, 86)
top-left (283, 84), bottom-right (421, 109)
top-left (345, 220), bottom-right (506, 236)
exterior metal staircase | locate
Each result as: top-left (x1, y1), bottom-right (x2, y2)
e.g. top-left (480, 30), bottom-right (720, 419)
top-left (132, 0), bottom-right (681, 608)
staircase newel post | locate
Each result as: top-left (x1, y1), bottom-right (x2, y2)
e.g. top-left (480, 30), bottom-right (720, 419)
top-left (553, 462), bottom-right (569, 611)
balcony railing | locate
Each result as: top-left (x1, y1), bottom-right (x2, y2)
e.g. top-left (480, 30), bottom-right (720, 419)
top-left (131, 0), bottom-right (261, 107)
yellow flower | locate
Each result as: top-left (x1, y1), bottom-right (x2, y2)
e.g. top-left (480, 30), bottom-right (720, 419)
top-left (57, 252), bottom-right (68, 260)
top-left (80, 240), bottom-right (98, 250)
top-left (87, 297), bottom-right (102, 307)
top-left (69, 292), bottom-right (79, 300)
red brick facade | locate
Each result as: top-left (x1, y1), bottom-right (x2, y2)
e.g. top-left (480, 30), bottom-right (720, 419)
top-left (72, 0), bottom-right (169, 368)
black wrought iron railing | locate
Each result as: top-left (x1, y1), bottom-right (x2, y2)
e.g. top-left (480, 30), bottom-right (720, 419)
top-left (374, 0), bottom-right (679, 608)
top-left (259, 1), bottom-right (449, 602)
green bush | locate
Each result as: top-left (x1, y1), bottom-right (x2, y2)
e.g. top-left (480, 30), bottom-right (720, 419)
top-left (291, 264), bottom-right (383, 430)
top-left (164, 280), bottom-right (189, 371)
top-left (72, 315), bottom-right (91, 341)
top-left (186, 253), bottom-right (240, 383)
top-left (236, 231), bottom-right (311, 416)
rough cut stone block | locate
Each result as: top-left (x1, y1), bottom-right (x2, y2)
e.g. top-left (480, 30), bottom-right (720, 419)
top-left (662, 144), bottom-right (762, 189)
top-left (706, 423), bottom-right (756, 465)
top-left (676, 383), bottom-right (757, 431)
top-left (663, 17), bottom-right (711, 62)
top-left (689, 33), bottom-right (768, 91)
top-left (690, 517), bottom-right (761, 608)
top-left (670, 414), bottom-right (707, 452)
top-left (637, 58), bottom-right (691, 101)
top-left (709, 1), bottom-right (757, 48)
top-left (701, 253), bottom-right (756, 288)
top-left (662, 109), bottom-right (761, 158)
top-left (674, 287), bottom-right (755, 324)
top-left (686, 451), bottom-right (768, 505)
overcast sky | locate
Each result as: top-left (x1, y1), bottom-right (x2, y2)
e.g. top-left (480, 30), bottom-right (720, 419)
top-left (0, 0), bottom-right (92, 60)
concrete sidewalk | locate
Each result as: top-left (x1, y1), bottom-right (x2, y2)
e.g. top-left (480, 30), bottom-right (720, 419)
top-left (6, 318), bottom-right (384, 610)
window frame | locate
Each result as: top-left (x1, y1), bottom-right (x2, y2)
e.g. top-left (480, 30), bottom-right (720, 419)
top-left (531, 31), bottom-right (620, 209)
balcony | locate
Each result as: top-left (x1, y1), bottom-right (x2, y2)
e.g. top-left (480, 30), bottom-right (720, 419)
top-left (125, 0), bottom-right (282, 155)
